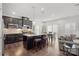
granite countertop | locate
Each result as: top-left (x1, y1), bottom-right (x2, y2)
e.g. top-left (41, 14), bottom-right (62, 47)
top-left (23, 34), bottom-right (42, 37)
top-left (3, 28), bottom-right (33, 35)
top-left (3, 28), bottom-right (22, 34)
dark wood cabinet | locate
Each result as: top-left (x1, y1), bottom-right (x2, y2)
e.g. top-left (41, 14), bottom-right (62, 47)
top-left (2, 16), bottom-right (32, 29)
top-left (22, 17), bottom-right (32, 29)
top-left (23, 36), bottom-right (34, 50)
top-left (4, 34), bottom-right (23, 44)
top-left (2, 16), bottom-right (10, 28)
top-left (23, 35), bottom-right (47, 50)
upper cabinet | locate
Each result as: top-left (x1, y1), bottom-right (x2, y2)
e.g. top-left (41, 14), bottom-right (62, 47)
top-left (22, 17), bottom-right (32, 29)
top-left (2, 16), bottom-right (32, 29)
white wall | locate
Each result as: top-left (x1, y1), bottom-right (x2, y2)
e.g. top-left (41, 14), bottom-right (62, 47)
top-left (44, 15), bottom-right (79, 37)
top-left (47, 25), bottom-right (52, 33)
top-left (0, 3), bottom-right (2, 56)
top-left (33, 21), bottom-right (43, 35)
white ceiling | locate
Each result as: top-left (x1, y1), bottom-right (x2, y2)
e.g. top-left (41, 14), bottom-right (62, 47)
top-left (2, 3), bottom-right (79, 21)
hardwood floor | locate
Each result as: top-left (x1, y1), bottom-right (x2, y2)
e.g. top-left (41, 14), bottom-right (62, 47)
top-left (4, 38), bottom-right (64, 56)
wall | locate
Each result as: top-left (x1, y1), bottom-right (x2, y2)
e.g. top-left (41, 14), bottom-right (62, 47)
top-left (33, 21), bottom-right (43, 35)
top-left (44, 15), bottom-right (79, 37)
top-left (0, 3), bottom-right (2, 56)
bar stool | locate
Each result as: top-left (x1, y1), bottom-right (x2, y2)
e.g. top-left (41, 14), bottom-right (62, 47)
top-left (42, 35), bottom-right (47, 47)
top-left (34, 38), bottom-right (42, 51)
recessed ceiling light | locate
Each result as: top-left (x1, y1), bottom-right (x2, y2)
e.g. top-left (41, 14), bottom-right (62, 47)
top-left (33, 21), bottom-right (36, 25)
top-left (12, 12), bottom-right (15, 15)
top-left (41, 8), bottom-right (44, 11)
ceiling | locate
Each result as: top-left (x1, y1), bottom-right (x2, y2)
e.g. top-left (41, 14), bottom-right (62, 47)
top-left (2, 3), bottom-right (79, 22)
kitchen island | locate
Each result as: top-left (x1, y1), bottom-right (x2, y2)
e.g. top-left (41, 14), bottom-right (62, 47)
top-left (23, 34), bottom-right (47, 50)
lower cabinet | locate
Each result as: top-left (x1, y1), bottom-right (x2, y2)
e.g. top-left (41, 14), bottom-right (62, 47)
top-left (4, 34), bottom-right (23, 44)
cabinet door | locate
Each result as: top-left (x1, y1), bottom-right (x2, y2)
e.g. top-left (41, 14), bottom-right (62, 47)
top-left (11, 18), bottom-right (18, 24)
top-left (3, 16), bottom-right (22, 28)
top-left (18, 19), bottom-right (22, 28)
top-left (23, 18), bottom-right (32, 29)
top-left (2, 16), bottom-right (10, 28)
